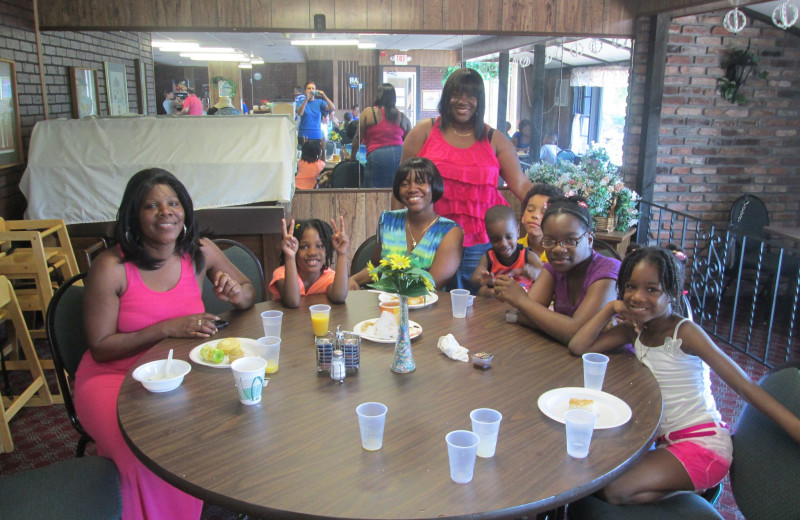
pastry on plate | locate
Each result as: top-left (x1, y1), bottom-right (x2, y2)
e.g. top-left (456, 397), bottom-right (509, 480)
top-left (568, 397), bottom-right (596, 413)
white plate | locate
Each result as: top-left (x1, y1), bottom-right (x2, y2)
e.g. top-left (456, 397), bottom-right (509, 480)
top-left (353, 319), bottom-right (423, 344)
top-left (537, 387), bottom-right (632, 429)
top-left (189, 338), bottom-right (259, 368)
top-left (377, 292), bottom-right (439, 309)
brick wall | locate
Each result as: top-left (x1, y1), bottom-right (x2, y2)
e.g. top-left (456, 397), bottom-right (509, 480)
top-left (0, 0), bottom-right (154, 218)
top-left (623, 11), bottom-right (800, 226)
top-left (241, 62), bottom-right (299, 107)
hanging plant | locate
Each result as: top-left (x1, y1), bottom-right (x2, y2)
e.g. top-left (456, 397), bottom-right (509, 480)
top-left (442, 62), bottom-right (498, 84)
top-left (210, 75), bottom-right (236, 97)
top-left (716, 42), bottom-right (768, 106)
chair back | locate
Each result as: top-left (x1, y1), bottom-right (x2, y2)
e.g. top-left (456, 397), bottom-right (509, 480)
top-left (556, 149), bottom-right (576, 164)
top-left (331, 160), bottom-right (364, 188)
top-left (351, 235), bottom-right (378, 277)
top-left (202, 239), bottom-right (265, 315)
top-left (44, 271), bottom-right (91, 455)
top-left (592, 239), bottom-right (621, 260)
top-left (730, 363), bottom-right (800, 520)
top-left (728, 194), bottom-right (769, 253)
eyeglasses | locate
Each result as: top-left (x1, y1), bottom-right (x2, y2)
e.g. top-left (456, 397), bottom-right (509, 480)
top-left (541, 231), bottom-right (590, 249)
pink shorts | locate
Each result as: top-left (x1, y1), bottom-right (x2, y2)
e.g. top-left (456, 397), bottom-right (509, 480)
top-left (656, 422), bottom-right (733, 491)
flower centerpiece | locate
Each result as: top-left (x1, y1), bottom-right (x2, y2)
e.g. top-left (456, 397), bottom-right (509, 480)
top-left (525, 146), bottom-right (639, 232)
top-left (368, 254), bottom-right (435, 373)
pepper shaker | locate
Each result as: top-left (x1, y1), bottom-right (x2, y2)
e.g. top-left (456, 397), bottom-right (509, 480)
top-left (330, 349), bottom-right (346, 382)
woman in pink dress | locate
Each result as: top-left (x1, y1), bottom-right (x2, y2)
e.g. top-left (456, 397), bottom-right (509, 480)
top-left (75, 168), bottom-right (256, 520)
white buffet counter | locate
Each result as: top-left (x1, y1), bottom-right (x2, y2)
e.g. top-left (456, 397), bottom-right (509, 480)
top-left (20, 115), bottom-right (297, 224)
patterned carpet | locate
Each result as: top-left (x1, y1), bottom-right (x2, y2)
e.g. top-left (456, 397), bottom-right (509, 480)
top-left (0, 338), bottom-right (774, 520)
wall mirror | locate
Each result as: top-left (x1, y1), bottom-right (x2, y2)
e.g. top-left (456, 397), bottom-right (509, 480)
top-left (150, 32), bottom-right (632, 181)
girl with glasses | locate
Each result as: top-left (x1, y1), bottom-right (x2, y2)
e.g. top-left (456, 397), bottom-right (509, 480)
top-left (494, 196), bottom-right (621, 345)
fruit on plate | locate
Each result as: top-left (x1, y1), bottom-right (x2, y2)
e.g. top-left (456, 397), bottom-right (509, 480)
top-left (199, 345), bottom-right (225, 364)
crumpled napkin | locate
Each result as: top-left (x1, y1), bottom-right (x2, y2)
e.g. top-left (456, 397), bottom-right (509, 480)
top-left (437, 334), bottom-right (469, 362)
top-left (369, 311), bottom-right (398, 340)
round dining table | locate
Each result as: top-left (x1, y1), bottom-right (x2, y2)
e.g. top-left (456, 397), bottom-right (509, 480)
top-left (118, 291), bottom-right (662, 520)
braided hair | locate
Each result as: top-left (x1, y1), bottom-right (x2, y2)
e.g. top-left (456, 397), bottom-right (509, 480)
top-left (617, 246), bottom-right (687, 317)
top-left (279, 219), bottom-right (335, 270)
top-left (541, 195), bottom-right (594, 232)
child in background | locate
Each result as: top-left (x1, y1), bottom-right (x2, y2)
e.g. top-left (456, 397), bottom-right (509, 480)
top-left (494, 196), bottom-right (620, 345)
top-left (269, 218), bottom-right (349, 308)
top-left (295, 140), bottom-right (325, 190)
top-left (518, 183), bottom-right (563, 262)
top-left (471, 205), bottom-right (542, 297)
top-left (569, 246), bottom-right (800, 505)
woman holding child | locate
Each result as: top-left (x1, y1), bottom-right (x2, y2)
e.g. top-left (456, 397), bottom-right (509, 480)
top-left (349, 157), bottom-right (463, 290)
top-left (495, 196), bottom-right (620, 345)
top-left (400, 68), bottom-right (531, 292)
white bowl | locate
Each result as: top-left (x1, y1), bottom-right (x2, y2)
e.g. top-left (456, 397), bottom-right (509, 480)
top-left (132, 359), bottom-right (191, 393)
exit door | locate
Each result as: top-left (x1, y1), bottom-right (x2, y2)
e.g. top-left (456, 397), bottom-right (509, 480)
top-left (383, 69), bottom-right (416, 128)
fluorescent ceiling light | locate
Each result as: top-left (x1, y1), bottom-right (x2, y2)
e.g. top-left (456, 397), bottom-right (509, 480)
top-left (238, 63), bottom-right (253, 68)
top-left (187, 47), bottom-right (236, 53)
top-left (250, 58), bottom-right (265, 65)
top-left (152, 41), bottom-right (200, 52)
top-left (358, 42), bottom-right (377, 49)
top-left (291, 39), bottom-right (359, 46)
top-left (180, 53), bottom-right (250, 62)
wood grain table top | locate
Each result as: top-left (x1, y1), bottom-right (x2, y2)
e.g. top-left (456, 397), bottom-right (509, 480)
top-left (118, 291), bottom-right (662, 520)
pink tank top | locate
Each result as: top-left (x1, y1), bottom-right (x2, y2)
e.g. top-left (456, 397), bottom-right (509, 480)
top-left (118, 254), bottom-right (205, 334)
top-left (363, 107), bottom-right (404, 154)
top-left (420, 118), bottom-right (508, 247)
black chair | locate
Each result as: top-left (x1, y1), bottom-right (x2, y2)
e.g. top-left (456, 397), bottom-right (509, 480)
top-left (331, 160), bottom-right (364, 188)
top-left (556, 149), bottom-right (576, 164)
top-left (592, 238), bottom-right (621, 260)
top-left (567, 362), bottom-right (800, 520)
top-left (351, 235), bottom-right (378, 276)
top-left (202, 239), bottom-right (265, 315)
top-left (45, 271), bottom-right (93, 457)
top-left (0, 456), bottom-right (122, 520)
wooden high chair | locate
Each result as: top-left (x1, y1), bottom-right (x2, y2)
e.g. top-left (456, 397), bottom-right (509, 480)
top-left (0, 275), bottom-right (54, 452)
top-left (0, 218), bottom-right (80, 340)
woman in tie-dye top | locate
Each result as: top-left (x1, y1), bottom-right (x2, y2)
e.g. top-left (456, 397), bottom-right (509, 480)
top-left (349, 157), bottom-right (463, 290)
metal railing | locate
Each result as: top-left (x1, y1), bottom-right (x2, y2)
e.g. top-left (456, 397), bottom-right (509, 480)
top-left (635, 200), bottom-right (800, 368)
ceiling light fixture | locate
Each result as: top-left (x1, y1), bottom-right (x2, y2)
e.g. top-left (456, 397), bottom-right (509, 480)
top-left (152, 41), bottom-right (200, 52)
top-left (250, 58), bottom-right (265, 65)
top-left (358, 42), bottom-right (377, 49)
top-left (180, 53), bottom-right (250, 62)
top-left (238, 63), bottom-right (253, 69)
top-left (291, 39), bottom-right (359, 46)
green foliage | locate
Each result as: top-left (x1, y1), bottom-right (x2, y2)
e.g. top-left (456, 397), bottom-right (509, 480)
top-left (442, 62), bottom-right (498, 85)
top-left (716, 44), bottom-right (768, 106)
top-left (525, 146), bottom-right (639, 231)
top-left (210, 76), bottom-right (236, 97)
top-left (367, 254), bottom-right (435, 297)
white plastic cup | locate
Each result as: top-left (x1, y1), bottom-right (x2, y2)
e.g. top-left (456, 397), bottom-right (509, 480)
top-left (231, 357), bottom-right (267, 405)
top-left (470, 408), bottom-right (503, 458)
top-left (564, 409), bottom-right (597, 458)
top-left (582, 353), bottom-right (610, 390)
top-left (356, 402), bottom-right (388, 451)
top-left (261, 310), bottom-right (283, 338)
top-left (445, 430), bottom-right (480, 483)
top-left (256, 336), bottom-right (281, 374)
top-left (450, 289), bottom-right (471, 318)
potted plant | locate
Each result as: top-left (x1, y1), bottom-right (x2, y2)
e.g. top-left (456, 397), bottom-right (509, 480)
top-left (716, 42), bottom-right (768, 106)
top-left (525, 146), bottom-right (639, 232)
top-left (367, 254), bottom-right (434, 373)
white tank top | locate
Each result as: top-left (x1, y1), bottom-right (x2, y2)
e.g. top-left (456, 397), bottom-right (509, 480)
top-left (634, 318), bottom-right (721, 436)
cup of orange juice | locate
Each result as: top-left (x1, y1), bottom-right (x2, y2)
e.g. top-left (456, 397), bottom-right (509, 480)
top-left (378, 300), bottom-right (400, 324)
top-left (332, 153), bottom-right (340, 162)
top-left (256, 336), bottom-right (281, 374)
top-left (309, 304), bottom-right (331, 336)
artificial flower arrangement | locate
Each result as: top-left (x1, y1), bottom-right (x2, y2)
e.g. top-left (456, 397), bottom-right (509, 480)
top-left (525, 146), bottom-right (639, 231)
top-left (367, 254), bottom-right (435, 297)
top-left (328, 129), bottom-right (343, 145)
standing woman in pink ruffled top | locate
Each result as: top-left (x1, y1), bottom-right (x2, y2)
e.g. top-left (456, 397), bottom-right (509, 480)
top-left (400, 68), bottom-right (532, 293)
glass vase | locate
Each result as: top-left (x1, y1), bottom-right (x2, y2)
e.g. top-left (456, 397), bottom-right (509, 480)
top-left (390, 295), bottom-right (415, 373)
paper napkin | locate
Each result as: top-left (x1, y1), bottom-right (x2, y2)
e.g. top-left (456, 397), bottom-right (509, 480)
top-left (437, 334), bottom-right (469, 362)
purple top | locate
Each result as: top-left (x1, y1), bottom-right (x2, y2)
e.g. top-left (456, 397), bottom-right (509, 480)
top-left (543, 253), bottom-right (621, 317)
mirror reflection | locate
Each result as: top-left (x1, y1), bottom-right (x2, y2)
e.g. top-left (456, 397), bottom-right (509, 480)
top-left (150, 32), bottom-right (631, 184)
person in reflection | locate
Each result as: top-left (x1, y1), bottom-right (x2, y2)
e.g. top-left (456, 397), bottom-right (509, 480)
top-left (295, 140), bottom-right (325, 190)
top-left (76, 168), bottom-right (255, 520)
top-left (401, 68), bottom-right (531, 294)
top-left (569, 246), bottom-right (800, 504)
top-left (179, 87), bottom-right (203, 116)
top-left (539, 133), bottom-right (561, 165)
top-left (350, 83), bottom-right (412, 188)
top-left (270, 217), bottom-right (350, 308)
top-left (349, 157), bottom-right (463, 291)
top-left (296, 81), bottom-right (335, 159)
top-left (470, 205), bottom-right (541, 298)
top-left (511, 119), bottom-right (532, 153)
top-left (162, 89), bottom-right (182, 115)
top-left (494, 196), bottom-right (620, 345)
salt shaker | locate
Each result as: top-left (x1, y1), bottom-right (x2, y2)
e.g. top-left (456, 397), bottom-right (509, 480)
top-left (330, 349), bottom-right (346, 382)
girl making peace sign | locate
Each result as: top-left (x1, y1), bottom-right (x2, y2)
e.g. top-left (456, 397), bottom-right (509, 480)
top-left (269, 217), bottom-right (350, 308)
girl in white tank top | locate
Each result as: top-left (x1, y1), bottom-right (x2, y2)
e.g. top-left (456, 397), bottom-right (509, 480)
top-left (568, 246), bottom-right (800, 505)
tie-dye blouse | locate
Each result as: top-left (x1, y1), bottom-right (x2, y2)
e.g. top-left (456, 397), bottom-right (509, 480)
top-left (377, 209), bottom-right (459, 269)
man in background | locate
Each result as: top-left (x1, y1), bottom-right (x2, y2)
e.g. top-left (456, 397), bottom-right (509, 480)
top-left (162, 90), bottom-right (182, 115)
top-left (180, 88), bottom-right (203, 115)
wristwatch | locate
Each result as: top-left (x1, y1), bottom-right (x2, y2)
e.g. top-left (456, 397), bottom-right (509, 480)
top-left (505, 309), bottom-right (519, 324)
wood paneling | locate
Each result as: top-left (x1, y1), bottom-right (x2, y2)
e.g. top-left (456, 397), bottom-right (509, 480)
top-left (337, 0), bottom-right (369, 30)
top-left (207, 61), bottom-right (242, 109)
top-left (391, 0), bottom-right (424, 31)
top-left (367, 0), bottom-right (392, 31)
top-left (154, 0), bottom-right (193, 28)
top-left (478, 0), bottom-right (504, 32)
top-left (422, 0), bottom-right (444, 31)
top-left (250, 0), bottom-right (273, 27)
top-left (442, 0), bottom-right (479, 31)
